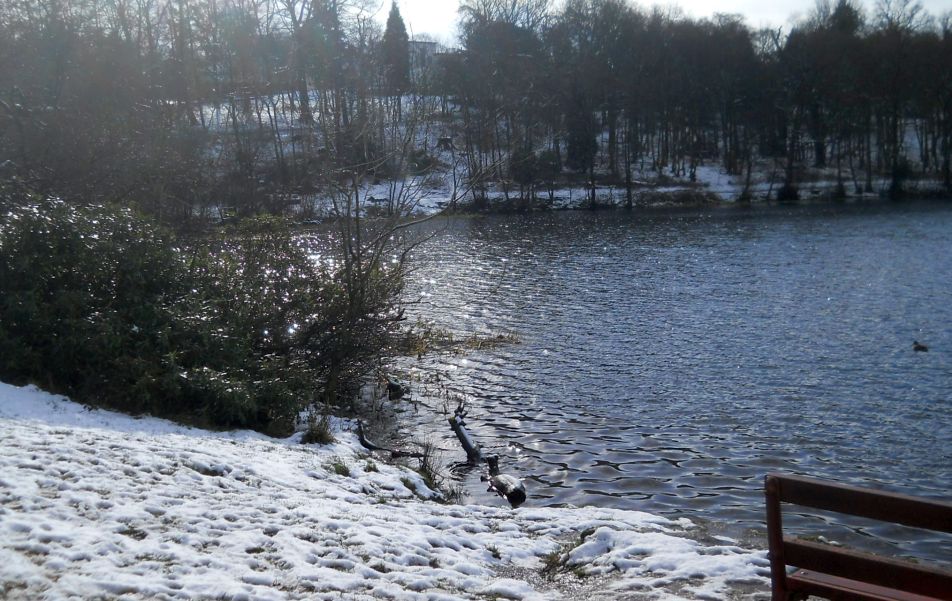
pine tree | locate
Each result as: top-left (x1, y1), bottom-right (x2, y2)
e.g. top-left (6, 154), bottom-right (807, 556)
top-left (381, 2), bottom-right (410, 96)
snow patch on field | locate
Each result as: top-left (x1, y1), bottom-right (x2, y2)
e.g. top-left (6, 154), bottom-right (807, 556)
top-left (0, 382), bottom-right (769, 599)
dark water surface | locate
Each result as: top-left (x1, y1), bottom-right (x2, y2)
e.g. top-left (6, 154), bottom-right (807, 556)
top-left (395, 202), bottom-right (952, 562)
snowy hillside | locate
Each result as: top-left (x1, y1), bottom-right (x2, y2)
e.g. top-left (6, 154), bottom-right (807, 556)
top-left (0, 382), bottom-right (769, 600)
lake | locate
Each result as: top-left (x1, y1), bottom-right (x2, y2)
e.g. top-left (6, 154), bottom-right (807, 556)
top-left (392, 201), bottom-right (952, 562)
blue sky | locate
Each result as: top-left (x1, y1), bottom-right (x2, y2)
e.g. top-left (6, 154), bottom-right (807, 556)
top-left (379, 0), bottom-right (952, 43)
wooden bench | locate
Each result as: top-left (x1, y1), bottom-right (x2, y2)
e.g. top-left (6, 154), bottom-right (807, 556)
top-left (764, 473), bottom-right (952, 601)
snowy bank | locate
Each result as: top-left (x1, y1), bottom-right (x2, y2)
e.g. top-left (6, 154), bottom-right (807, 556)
top-left (0, 382), bottom-right (769, 600)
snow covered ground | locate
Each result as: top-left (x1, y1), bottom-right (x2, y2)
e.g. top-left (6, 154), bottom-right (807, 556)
top-left (1, 382), bottom-right (769, 600)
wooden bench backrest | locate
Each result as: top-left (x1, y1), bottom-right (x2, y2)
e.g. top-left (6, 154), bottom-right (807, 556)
top-left (765, 473), bottom-right (952, 600)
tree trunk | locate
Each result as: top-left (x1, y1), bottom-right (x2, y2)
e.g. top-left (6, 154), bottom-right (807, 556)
top-left (607, 107), bottom-right (617, 177)
top-left (865, 109), bottom-right (874, 193)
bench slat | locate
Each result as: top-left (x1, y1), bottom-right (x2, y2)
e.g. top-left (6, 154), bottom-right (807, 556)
top-left (788, 570), bottom-right (946, 601)
top-left (770, 473), bottom-right (952, 533)
top-left (784, 538), bottom-right (952, 599)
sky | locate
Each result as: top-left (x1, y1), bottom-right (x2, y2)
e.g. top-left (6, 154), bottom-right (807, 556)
top-left (377, 0), bottom-right (952, 43)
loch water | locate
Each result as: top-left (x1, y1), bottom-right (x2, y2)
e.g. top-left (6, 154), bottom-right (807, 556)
top-left (395, 201), bottom-right (952, 562)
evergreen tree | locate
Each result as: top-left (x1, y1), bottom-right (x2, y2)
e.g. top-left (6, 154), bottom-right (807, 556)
top-left (381, 2), bottom-right (410, 95)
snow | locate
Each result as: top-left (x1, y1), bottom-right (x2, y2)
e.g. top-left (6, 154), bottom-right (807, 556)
top-left (0, 381), bottom-right (769, 599)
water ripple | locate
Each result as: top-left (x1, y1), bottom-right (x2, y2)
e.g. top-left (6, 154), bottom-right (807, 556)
top-left (391, 203), bottom-right (952, 562)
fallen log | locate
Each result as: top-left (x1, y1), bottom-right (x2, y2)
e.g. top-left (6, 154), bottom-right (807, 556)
top-left (448, 408), bottom-right (482, 465)
top-left (355, 421), bottom-right (424, 459)
top-left (448, 406), bottom-right (526, 508)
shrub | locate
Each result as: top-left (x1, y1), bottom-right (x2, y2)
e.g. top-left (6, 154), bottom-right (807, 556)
top-left (400, 476), bottom-right (417, 494)
top-left (301, 415), bottom-right (335, 445)
top-left (327, 457), bottom-right (351, 477)
top-left (205, 217), bottom-right (406, 408)
top-left (0, 195), bottom-right (406, 430)
top-left (540, 548), bottom-right (565, 577)
top-left (0, 199), bottom-right (225, 418)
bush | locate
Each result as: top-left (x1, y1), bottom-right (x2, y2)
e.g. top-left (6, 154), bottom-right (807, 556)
top-left (0, 195), bottom-right (406, 430)
top-left (327, 457), bottom-right (351, 477)
top-left (204, 217), bottom-right (406, 409)
top-left (0, 199), bottom-right (254, 424)
top-left (301, 415), bottom-right (335, 445)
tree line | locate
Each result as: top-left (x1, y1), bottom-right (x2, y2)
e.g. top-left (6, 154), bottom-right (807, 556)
top-left (447, 0), bottom-right (951, 203)
top-left (1, 0), bottom-right (951, 221)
